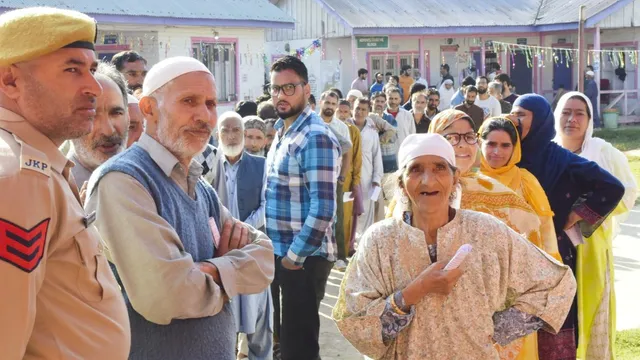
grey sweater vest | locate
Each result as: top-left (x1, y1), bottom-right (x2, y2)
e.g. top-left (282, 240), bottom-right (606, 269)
top-left (91, 145), bottom-right (235, 360)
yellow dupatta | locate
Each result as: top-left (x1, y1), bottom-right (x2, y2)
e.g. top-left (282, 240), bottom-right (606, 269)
top-left (478, 118), bottom-right (554, 218)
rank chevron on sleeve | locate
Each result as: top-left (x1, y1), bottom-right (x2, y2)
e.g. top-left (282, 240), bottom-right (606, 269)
top-left (0, 218), bottom-right (50, 272)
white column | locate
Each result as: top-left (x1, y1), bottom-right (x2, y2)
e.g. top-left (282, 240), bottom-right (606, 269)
top-left (419, 38), bottom-right (425, 80)
top-left (480, 38), bottom-right (486, 75)
top-left (351, 35), bottom-right (357, 78)
top-left (594, 25), bottom-right (601, 119)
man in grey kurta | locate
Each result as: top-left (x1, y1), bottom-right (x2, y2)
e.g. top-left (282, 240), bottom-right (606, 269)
top-left (85, 56), bottom-right (274, 360)
top-left (584, 70), bottom-right (601, 128)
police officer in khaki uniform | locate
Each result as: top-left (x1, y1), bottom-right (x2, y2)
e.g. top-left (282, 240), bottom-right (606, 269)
top-left (0, 7), bottom-right (130, 359)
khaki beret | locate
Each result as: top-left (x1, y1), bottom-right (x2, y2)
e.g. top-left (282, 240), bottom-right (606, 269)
top-left (0, 7), bottom-right (97, 66)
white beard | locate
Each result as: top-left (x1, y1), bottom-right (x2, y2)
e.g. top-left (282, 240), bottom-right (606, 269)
top-left (220, 141), bottom-right (245, 158)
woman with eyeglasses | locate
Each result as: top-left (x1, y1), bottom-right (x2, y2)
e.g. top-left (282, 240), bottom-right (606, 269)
top-left (509, 94), bottom-right (625, 360)
top-left (425, 110), bottom-right (559, 359)
top-left (388, 110), bottom-right (545, 248)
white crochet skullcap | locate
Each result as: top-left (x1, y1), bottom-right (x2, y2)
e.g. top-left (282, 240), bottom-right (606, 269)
top-left (142, 56), bottom-right (212, 96)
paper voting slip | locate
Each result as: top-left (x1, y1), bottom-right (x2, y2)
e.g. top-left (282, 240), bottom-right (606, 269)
top-left (209, 218), bottom-right (221, 249)
top-left (369, 186), bottom-right (381, 201)
top-left (565, 224), bottom-right (585, 247)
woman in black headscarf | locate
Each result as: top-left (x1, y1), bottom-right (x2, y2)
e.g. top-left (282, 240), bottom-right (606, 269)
top-left (509, 94), bottom-right (624, 360)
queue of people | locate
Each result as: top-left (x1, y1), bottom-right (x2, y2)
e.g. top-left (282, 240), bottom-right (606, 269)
top-left (0, 6), bottom-right (636, 360)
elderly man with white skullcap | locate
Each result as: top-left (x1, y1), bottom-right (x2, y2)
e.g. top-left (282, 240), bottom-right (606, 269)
top-left (85, 56), bottom-right (274, 360)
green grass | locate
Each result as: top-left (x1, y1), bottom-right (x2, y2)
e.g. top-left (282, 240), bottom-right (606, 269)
top-left (616, 329), bottom-right (640, 360)
top-left (594, 126), bottom-right (640, 152)
top-left (594, 126), bottom-right (640, 204)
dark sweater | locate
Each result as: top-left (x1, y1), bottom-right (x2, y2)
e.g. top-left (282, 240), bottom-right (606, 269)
top-left (454, 103), bottom-right (485, 130)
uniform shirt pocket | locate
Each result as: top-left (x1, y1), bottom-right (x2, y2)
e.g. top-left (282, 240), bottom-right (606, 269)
top-left (73, 226), bottom-right (118, 302)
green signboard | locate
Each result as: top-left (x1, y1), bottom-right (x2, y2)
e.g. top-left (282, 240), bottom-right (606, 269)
top-left (356, 36), bottom-right (389, 49)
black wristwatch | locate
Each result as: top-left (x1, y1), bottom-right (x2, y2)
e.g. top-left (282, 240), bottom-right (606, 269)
top-left (338, 176), bottom-right (346, 183)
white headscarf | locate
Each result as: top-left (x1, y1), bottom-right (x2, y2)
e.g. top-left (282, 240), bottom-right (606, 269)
top-left (397, 133), bottom-right (456, 169)
top-left (438, 79), bottom-right (455, 110)
top-left (393, 133), bottom-right (462, 215)
top-left (553, 91), bottom-right (637, 226)
top-left (552, 91), bottom-right (604, 161)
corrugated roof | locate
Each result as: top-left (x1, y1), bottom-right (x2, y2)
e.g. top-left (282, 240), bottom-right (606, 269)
top-left (0, 0), bottom-right (295, 24)
top-left (319, 0), bottom-right (539, 28)
top-left (535, 0), bottom-right (619, 24)
top-left (317, 0), bottom-right (624, 28)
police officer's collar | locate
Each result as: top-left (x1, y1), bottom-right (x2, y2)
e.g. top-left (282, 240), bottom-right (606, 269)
top-left (0, 107), bottom-right (70, 174)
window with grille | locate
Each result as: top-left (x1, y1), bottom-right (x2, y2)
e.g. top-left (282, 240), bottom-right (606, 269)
top-left (372, 58), bottom-right (382, 73)
top-left (192, 42), bottom-right (238, 102)
top-left (370, 53), bottom-right (421, 76)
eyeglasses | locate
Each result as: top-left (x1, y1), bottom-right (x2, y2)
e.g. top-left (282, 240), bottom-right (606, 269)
top-left (444, 132), bottom-right (478, 146)
top-left (269, 82), bottom-right (306, 96)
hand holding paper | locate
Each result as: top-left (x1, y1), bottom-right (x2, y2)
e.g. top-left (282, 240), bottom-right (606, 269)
top-left (444, 244), bottom-right (472, 270)
top-left (565, 225), bottom-right (585, 247)
top-left (369, 186), bottom-right (381, 201)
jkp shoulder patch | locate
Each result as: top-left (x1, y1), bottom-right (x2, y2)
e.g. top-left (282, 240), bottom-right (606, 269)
top-left (21, 155), bottom-right (51, 177)
top-left (0, 218), bottom-right (50, 272)
top-left (14, 134), bottom-right (51, 177)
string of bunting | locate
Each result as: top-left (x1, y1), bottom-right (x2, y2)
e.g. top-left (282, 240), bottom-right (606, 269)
top-left (290, 39), bottom-right (322, 59)
top-left (491, 41), bottom-right (638, 69)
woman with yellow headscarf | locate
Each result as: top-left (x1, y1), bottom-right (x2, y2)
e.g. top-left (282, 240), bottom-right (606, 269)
top-left (387, 109), bottom-right (552, 360)
top-left (478, 117), bottom-right (561, 261)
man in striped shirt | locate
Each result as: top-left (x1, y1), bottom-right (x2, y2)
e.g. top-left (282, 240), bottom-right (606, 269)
top-left (265, 56), bottom-right (341, 360)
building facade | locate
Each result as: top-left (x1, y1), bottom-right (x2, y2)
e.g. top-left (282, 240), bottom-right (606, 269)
top-left (1, 0), bottom-right (294, 113)
top-left (266, 0), bottom-right (640, 123)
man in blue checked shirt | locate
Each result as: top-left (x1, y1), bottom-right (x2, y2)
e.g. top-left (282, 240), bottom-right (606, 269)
top-left (265, 56), bottom-right (341, 360)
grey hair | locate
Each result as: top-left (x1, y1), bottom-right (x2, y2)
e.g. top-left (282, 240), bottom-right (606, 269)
top-left (488, 81), bottom-right (503, 93)
top-left (95, 62), bottom-right (128, 107)
top-left (218, 111), bottom-right (244, 130)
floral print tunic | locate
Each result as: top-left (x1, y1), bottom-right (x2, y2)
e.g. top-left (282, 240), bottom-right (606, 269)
top-left (333, 210), bottom-right (576, 360)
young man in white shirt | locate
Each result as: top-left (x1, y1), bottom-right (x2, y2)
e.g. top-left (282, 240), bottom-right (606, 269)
top-left (474, 76), bottom-right (502, 119)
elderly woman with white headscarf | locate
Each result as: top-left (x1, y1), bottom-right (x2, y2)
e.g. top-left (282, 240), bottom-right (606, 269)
top-left (553, 92), bottom-right (637, 360)
top-left (438, 79), bottom-right (455, 110)
top-left (332, 133), bottom-right (576, 360)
